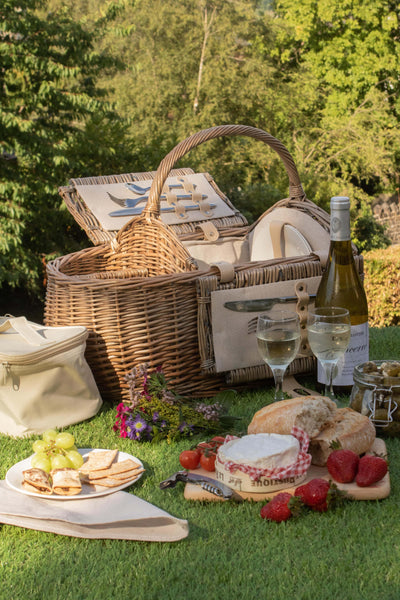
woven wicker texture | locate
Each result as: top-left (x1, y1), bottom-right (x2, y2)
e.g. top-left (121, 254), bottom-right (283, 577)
top-left (45, 125), bottom-right (348, 401)
top-left (60, 168), bottom-right (248, 245)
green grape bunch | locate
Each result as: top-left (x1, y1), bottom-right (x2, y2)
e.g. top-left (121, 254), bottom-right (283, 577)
top-left (31, 429), bottom-right (84, 473)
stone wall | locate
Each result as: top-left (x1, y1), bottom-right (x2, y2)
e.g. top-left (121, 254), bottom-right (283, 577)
top-left (373, 193), bottom-right (400, 244)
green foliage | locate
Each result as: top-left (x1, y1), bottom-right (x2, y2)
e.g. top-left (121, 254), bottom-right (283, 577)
top-left (352, 214), bottom-right (390, 254)
top-left (91, 0), bottom-right (400, 223)
top-left (89, 0), bottom-right (304, 206)
top-left (273, 0), bottom-right (400, 207)
top-left (364, 246), bottom-right (400, 327)
top-left (1, 0), bottom-right (135, 297)
top-left (2, 0), bottom-right (400, 305)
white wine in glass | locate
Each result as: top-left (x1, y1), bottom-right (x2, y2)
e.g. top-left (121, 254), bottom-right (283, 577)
top-left (256, 310), bottom-right (301, 403)
top-left (307, 306), bottom-right (351, 404)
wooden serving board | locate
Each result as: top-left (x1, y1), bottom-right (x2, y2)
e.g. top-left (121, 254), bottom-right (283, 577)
top-left (184, 438), bottom-right (390, 502)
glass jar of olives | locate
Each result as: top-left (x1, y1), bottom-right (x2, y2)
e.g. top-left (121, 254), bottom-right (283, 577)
top-left (350, 360), bottom-right (400, 436)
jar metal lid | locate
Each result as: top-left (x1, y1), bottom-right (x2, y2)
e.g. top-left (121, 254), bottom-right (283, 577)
top-left (353, 360), bottom-right (400, 389)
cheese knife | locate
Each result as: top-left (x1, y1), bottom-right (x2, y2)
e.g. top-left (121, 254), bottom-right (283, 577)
top-left (159, 471), bottom-right (242, 501)
top-left (224, 294), bottom-right (316, 313)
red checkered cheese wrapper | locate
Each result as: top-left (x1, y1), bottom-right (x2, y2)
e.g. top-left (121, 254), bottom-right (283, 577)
top-left (217, 426), bottom-right (311, 481)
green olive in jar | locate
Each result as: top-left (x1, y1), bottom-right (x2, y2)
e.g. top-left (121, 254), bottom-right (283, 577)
top-left (362, 361), bottom-right (380, 374)
top-left (349, 391), bottom-right (363, 413)
top-left (381, 361), bottom-right (400, 377)
top-left (371, 408), bottom-right (390, 422)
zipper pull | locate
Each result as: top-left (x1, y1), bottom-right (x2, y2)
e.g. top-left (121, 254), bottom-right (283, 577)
top-left (3, 362), bottom-right (11, 386)
top-left (2, 362), bottom-right (19, 390)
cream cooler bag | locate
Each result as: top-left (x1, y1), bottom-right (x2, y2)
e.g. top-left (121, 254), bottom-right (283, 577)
top-left (0, 316), bottom-right (102, 436)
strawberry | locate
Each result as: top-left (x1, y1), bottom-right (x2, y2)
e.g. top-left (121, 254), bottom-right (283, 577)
top-left (312, 500), bottom-right (328, 513)
top-left (327, 449), bottom-right (360, 483)
top-left (294, 478), bottom-right (330, 509)
top-left (260, 492), bottom-right (293, 522)
top-left (355, 455), bottom-right (388, 487)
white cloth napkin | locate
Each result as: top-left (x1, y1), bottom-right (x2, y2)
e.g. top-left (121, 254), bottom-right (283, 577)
top-left (0, 481), bottom-right (188, 542)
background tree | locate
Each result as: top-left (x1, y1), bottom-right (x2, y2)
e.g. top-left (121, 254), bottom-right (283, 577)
top-left (88, 0), bottom-right (313, 221)
top-left (74, 0), bottom-right (400, 237)
top-left (273, 0), bottom-right (400, 242)
top-left (2, 0), bottom-right (398, 317)
top-left (0, 0), bottom-right (135, 309)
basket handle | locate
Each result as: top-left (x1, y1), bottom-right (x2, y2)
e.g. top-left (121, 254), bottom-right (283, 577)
top-left (0, 317), bottom-right (49, 346)
top-left (142, 124), bottom-right (305, 218)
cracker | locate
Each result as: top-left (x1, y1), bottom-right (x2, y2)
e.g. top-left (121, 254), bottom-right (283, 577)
top-left (83, 459), bottom-right (142, 480)
top-left (88, 472), bottom-right (142, 488)
top-left (79, 449), bottom-right (119, 473)
top-left (81, 467), bottom-right (143, 483)
top-left (108, 467), bottom-right (144, 481)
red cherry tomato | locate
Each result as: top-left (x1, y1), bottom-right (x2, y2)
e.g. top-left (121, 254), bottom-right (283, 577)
top-left (193, 446), bottom-right (203, 460)
top-left (211, 436), bottom-right (225, 446)
top-left (179, 450), bottom-right (200, 470)
top-left (200, 452), bottom-right (216, 472)
top-left (197, 442), bottom-right (213, 454)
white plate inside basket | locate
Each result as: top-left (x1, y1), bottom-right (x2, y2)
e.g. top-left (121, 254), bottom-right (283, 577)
top-left (250, 220), bottom-right (312, 261)
top-left (5, 448), bottom-right (144, 501)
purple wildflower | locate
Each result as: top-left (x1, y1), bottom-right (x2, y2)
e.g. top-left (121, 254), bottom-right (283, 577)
top-left (178, 422), bottom-right (194, 435)
top-left (126, 429), bottom-right (135, 440)
top-left (132, 415), bottom-right (147, 432)
top-left (152, 411), bottom-right (160, 422)
top-left (125, 414), bottom-right (148, 440)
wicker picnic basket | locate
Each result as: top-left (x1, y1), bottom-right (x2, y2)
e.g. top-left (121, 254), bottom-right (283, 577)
top-left (45, 124), bottom-right (359, 402)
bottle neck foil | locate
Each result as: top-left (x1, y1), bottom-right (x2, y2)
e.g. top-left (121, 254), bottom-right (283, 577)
top-left (330, 196), bottom-right (351, 242)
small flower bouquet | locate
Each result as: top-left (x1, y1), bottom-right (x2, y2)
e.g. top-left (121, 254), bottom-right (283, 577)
top-left (113, 364), bottom-right (238, 442)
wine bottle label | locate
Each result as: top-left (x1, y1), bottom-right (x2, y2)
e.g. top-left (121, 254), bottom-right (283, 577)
top-left (317, 322), bottom-right (369, 386)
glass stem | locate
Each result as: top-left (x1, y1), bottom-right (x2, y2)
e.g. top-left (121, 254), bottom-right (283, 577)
top-left (323, 362), bottom-right (336, 400)
top-left (272, 367), bottom-right (286, 402)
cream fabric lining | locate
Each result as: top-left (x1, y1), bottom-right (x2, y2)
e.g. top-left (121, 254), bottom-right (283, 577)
top-left (183, 237), bottom-right (250, 270)
top-left (184, 206), bottom-right (330, 271)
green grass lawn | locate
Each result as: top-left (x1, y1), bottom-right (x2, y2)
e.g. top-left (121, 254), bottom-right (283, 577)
top-left (1, 327), bottom-right (400, 600)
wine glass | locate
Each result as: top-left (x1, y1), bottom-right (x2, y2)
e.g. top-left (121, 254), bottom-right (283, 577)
top-left (307, 306), bottom-right (351, 403)
top-left (256, 310), bottom-right (301, 403)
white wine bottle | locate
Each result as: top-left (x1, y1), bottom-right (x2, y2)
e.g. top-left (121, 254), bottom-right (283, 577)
top-left (315, 196), bottom-right (369, 393)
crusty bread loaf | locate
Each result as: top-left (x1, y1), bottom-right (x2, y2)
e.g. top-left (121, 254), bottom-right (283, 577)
top-left (309, 407), bottom-right (376, 466)
top-left (247, 396), bottom-right (337, 439)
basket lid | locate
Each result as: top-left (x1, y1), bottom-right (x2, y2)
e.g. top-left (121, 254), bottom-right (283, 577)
top-left (60, 169), bottom-right (248, 246)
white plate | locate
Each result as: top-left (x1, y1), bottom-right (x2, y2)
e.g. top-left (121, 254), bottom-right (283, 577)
top-left (250, 218), bottom-right (313, 261)
top-left (5, 448), bottom-right (144, 501)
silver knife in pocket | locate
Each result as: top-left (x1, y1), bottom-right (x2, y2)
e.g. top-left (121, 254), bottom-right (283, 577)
top-left (224, 294), bottom-right (316, 313)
